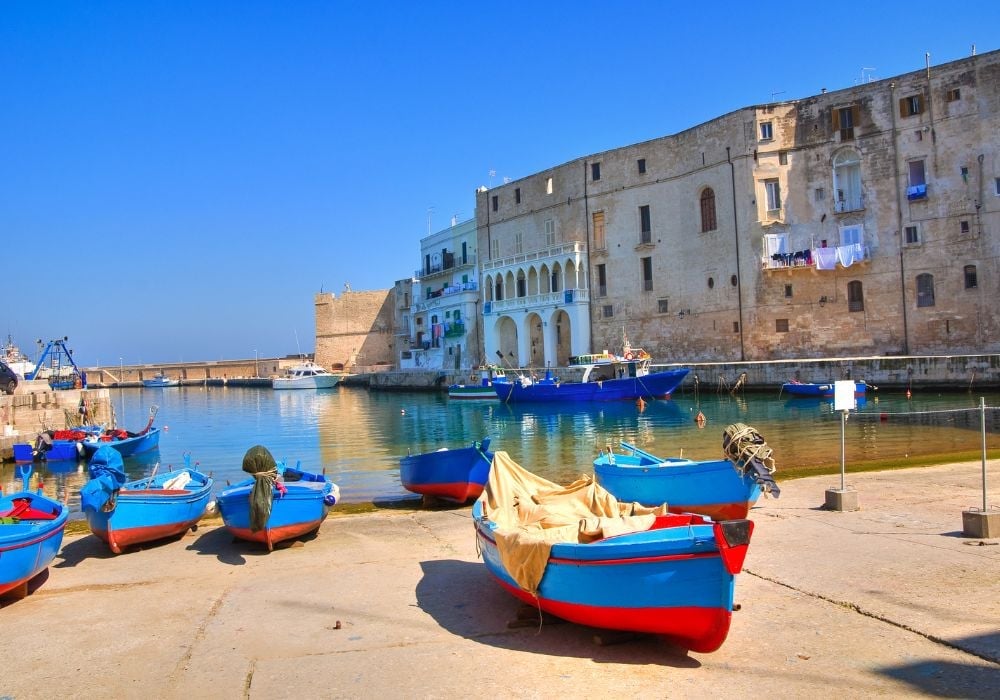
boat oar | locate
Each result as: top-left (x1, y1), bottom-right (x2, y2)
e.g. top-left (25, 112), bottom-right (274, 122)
top-left (144, 462), bottom-right (160, 489)
top-left (618, 441), bottom-right (660, 463)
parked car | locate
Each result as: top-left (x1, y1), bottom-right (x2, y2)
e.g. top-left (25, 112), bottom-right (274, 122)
top-left (1, 360), bottom-right (18, 394)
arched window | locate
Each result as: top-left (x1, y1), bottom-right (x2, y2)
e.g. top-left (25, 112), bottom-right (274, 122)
top-left (700, 188), bottom-right (717, 232)
top-left (916, 273), bottom-right (935, 307)
top-left (833, 149), bottom-right (863, 212)
top-left (847, 280), bottom-right (864, 312)
top-left (494, 278), bottom-right (503, 301)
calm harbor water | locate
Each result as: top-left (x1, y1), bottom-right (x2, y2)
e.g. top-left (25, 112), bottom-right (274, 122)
top-left (5, 384), bottom-right (999, 517)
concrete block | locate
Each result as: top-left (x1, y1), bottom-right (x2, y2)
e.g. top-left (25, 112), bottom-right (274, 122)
top-left (825, 487), bottom-right (860, 512)
top-left (962, 509), bottom-right (1000, 539)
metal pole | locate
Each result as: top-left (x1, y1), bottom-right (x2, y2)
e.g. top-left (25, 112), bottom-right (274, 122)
top-left (841, 410), bottom-right (847, 491)
top-left (981, 397), bottom-right (988, 512)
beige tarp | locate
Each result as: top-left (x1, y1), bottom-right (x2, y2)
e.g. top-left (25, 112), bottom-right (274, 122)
top-left (476, 451), bottom-right (668, 595)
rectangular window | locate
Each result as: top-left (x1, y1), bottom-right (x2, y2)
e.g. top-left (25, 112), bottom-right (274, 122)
top-left (596, 264), bottom-right (607, 297)
top-left (840, 225), bottom-right (863, 246)
top-left (904, 225), bottom-right (919, 244)
top-left (544, 219), bottom-right (555, 246)
top-left (760, 121), bottom-right (773, 140)
top-left (639, 205), bottom-right (652, 243)
top-left (916, 274), bottom-right (935, 307)
top-left (514, 231), bottom-right (523, 254)
top-left (491, 195), bottom-right (498, 212)
top-left (602, 304), bottom-right (614, 318)
top-left (775, 319), bottom-right (789, 333)
top-left (641, 257), bottom-right (653, 292)
top-left (592, 211), bottom-right (606, 250)
top-left (591, 162), bottom-right (601, 181)
top-left (814, 187), bottom-right (825, 202)
top-left (960, 220), bottom-right (970, 234)
top-left (994, 177), bottom-right (1000, 196)
top-left (515, 188), bottom-right (521, 204)
top-left (964, 265), bottom-right (977, 289)
top-left (733, 321), bottom-right (740, 333)
top-left (899, 94), bottom-right (924, 117)
top-left (908, 160), bottom-right (926, 187)
top-left (947, 88), bottom-right (961, 102)
top-left (784, 284), bottom-right (793, 298)
top-left (546, 177), bottom-right (553, 195)
top-left (779, 151), bottom-right (788, 165)
top-left (637, 158), bottom-right (646, 174)
top-left (915, 130), bottom-right (923, 142)
top-left (764, 179), bottom-right (781, 211)
top-left (834, 105), bottom-right (858, 140)
top-left (657, 299), bottom-right (669, 314)
top-left (491, 239), bottom-right (500, 258)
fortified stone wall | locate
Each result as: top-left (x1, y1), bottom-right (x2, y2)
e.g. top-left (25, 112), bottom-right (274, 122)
top-left (315, 290), bottom-right (395, 371)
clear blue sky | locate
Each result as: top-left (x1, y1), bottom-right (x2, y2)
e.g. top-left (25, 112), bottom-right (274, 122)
top-left (3, 2), bottom-right (996, 367)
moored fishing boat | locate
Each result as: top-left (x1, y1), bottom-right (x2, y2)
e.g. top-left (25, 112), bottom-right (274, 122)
top-left (593, 425), bottom-right (780, 520)
top-left (80, 406), bottom-right (162, 458)
top-left (781, 380), bottom-right (870, 398)
top-left (217, 445), bottom-right (339, 550)
top-left (80, 447), bottom-right (214, 554)
top-left (447, 365), bottom-right (505, 400)
top-left (473, 451), bottom-right (753, 653)
top-left (491, 331), bottom-right (688, 404)
top-left (399, 438), bottom-right (494, 503)
top-left (0, 464), bottom-right (69, 598)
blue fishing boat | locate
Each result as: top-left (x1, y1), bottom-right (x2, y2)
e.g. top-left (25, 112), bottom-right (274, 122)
top-left (474, 452), bottom-right (753, 653)
top-left (0, 464), bottom-right (69, 598)
top-left (491, 332), bottom-right (688, 404)
top-left (80, 406), bottom-right (162, 458)
top-left (80, 446), bottom-right (214, 554)
top-left (593, 427), bottom-right (780, 520)
top-left (781, 380), bottom-right (869, 398)
top-left (399, 438), bottom-right (494, 503)
top-left (217, 445), bottom-right (339, 551)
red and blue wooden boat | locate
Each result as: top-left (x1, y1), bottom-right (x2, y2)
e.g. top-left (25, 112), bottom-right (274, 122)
top-left (0, 464), bottom-right (69, 598)
top-left (80, 446), bottom-right (214, 554)
top-left (593, 440), bottom-right (780, 520)
top-left (473, 452), bottom-right (753, 653)
top-left (399, 438), bottom-right (494, 503)
top-left (217, 459), bottom-right (339, 551)
top-left (781, 380), bottom-right (869, 398)
top-left (80, 406), bottom-right (162, 458)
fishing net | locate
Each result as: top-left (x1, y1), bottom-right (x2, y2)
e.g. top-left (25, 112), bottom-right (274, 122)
top-left (722, 423), bottom-right (780, 497)
top-left (243, 445), bottom-right (278, 532)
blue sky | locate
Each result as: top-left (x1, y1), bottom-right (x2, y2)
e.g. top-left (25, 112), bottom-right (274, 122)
top-left (3, 2), bottom-right (996, 367)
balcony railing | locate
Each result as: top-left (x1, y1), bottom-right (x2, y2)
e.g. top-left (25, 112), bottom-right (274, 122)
top-left (486, 288), bottom-right (590, 315)
top-left (762, 244), bottom-right (869, 271)
top-left (413, 282), bottom-right (479, 312)
top-left (414, 253), bottom-right (478, 279)
top-left (481, 241), bottom-right (586, 273)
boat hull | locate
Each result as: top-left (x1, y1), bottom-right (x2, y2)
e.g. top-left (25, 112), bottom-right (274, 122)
top-left (594, 456), bottom-right (762, 520)
top-left (82, 468), bottom-right (214, 554)
top-left (492, 368), bottom-right (689, 403)
top-left (446, 385), bottom-right (497, 400)
top-left (782, 381), bottom-right (866, 398)
top-left (217, 475), bottom-right (334, 551)
top-left (272, 376), bottom-right (340, 390)
top-left (473, 502), bottom-right (749, 653)
top-left (81, 428), bottom-right (161, 458)
top-left (0, 492), bottom-right (69, 598)
top-left (399, 439), bottom-right (493, 503)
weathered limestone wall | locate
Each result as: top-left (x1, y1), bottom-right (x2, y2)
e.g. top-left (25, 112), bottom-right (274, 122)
top-left (315, 290), bottom-right (395, 371)
top-left (0, 388), bottom-right (115, 460)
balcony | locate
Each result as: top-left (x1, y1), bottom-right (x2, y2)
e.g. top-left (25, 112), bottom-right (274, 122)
top-left (481, 241), bottom-right (585, 273)
top-left (415, 253), bottom-right (478, 280)
top-left (485, 288), bottom-right (590, 315)
top-left (762, 244), bottom-right (868, 271)
top-left (413, 282), bottom-right (478, 312)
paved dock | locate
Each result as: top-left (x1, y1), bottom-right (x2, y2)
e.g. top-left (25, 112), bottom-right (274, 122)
top-left (3, 462), bottom-right (998, 698)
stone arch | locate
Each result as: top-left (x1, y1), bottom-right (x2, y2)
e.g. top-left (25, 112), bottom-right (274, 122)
top-left (528, 266), bottom-right (540, 296)
top-left (526, 312), bottom-right (544, 366)
top-left (494, 316), bottom-right (519, 364)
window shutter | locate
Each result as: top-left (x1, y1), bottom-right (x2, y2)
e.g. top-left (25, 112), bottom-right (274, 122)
top-left (899, 97), bottom-right (909, 117)
top-left (851, 104), bottom-right (860, 128)
top-left (916, 94), bottom-right (924, 114)
top-left (832, 108), bottom-right (841, 132)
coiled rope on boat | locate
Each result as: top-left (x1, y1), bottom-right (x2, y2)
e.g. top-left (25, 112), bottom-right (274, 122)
top-left (722, 423), bottom-right (781, 497)
top-left (243, 445), bottom-right (278, 532)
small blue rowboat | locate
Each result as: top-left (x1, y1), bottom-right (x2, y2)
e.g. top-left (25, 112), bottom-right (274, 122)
top-left (593, 436), bottom-right (780, 520)
top-left (80, 446), bottom-right (214, 554)
top-left (80, 406), bottom-right (162, 458)
top-left (217, 446), bottom-right (339, 551)
top-left (0, 464), bottom-right (69, 598)
top-left (399, 438), bottom-right (494, 503)
top-left (474, 452), bottom-right (753, 653)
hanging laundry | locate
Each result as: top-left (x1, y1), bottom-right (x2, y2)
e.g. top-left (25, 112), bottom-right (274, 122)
top-left (815, 247), bottom-right (837, 270)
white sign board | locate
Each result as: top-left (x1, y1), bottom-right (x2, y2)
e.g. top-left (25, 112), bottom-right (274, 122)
top-left (833, 380), bottom-right (857, 411)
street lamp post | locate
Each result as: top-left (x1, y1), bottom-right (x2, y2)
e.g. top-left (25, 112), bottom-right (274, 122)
top-left (254, 349), bottom-right (259, 378)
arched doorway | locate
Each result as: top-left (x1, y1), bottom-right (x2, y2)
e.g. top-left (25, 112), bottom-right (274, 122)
top-left (552, 310), bottom-right (572, 365)
top-left (495, 316), bottom-right (519, 367)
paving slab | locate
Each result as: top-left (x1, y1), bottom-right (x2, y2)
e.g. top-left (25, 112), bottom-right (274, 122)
top-left (2, 461), bottom-right (998, 699)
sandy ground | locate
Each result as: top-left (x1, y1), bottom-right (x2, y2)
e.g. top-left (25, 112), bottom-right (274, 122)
top-left (2, 461), bottom-right (998, 699)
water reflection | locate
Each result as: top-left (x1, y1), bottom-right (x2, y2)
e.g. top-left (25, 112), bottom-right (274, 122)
top-left (3, 386), bottom-right (998, 512)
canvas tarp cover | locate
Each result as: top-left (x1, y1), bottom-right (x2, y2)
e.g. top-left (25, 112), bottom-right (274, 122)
top-left (477, 451), bottom-right (668, 595)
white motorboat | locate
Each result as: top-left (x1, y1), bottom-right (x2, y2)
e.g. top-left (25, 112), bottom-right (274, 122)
top-left (272, 362), bottom-right (341, 390)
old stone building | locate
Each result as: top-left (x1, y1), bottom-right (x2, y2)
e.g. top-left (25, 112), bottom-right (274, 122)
top-left (475, 49), bottom-right (999, 364)
top-left (314, 288), bottom-right (395, 371)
